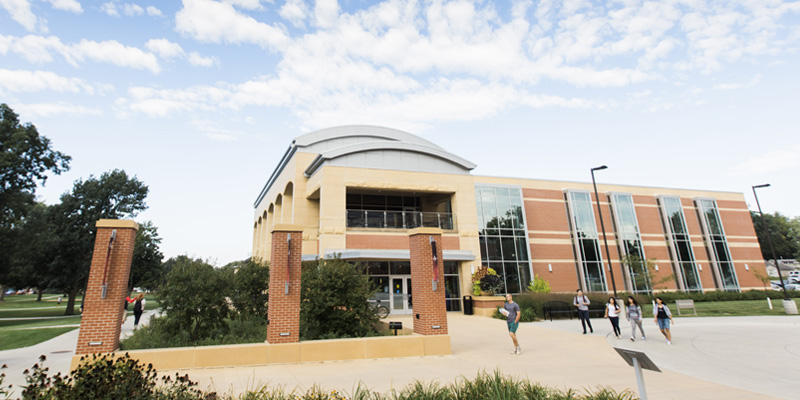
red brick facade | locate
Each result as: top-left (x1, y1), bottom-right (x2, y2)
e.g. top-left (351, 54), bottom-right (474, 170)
top-left (75, 220), bottom-right (138, 355)
top-left (409, 229), bottom-right (448, 335)
top-left (267, 226), bottom-right (303, 344)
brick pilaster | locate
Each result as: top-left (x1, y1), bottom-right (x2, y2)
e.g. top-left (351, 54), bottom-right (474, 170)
top-left (267, 224), bottom-right (304, 343)
top-left (409, 228), bottom-right (448, 335)
top-left (75, 219), bottom-right (138, 355)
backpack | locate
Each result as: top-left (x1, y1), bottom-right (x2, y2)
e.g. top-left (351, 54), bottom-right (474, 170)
top-left (133, 299), bottom-right (142, 313)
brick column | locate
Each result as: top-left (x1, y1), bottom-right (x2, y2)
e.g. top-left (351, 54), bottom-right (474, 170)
top-left (75, 219), bottom-right (138, 355)
top-left (409, 228), bottom-right (448, 335)
top-left (267, 224), bottom-right (304, 343)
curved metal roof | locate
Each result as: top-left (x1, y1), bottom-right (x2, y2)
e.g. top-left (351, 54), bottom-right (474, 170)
top-left (294, 125), bottom-right (444, 149)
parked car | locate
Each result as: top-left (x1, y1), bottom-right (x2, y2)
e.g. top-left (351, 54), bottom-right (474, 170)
top-left (4, 289), bottom-right (15, 295)
top-left (772, 281), bottom-right (800, 291)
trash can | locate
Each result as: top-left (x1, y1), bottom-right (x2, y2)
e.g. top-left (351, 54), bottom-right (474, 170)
top-left (463, 295), bottom-right (473, 315)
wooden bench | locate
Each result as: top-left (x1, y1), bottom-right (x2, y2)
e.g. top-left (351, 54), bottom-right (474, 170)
top-left (675, 299), bottom-right (697, 315)
top-left (542, 301), bottom-right (574, 321)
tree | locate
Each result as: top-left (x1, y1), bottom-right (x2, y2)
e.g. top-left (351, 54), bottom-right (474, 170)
top-left (158, 256), bottom-right (232, 341)
top-left (226, 258), bottom-right (269, 319)
top-left (6, 203), bottom-right (58, 300)
top-left (0, 103), bottom-right (70, 300)
top-left (621, 255), bottom-right (674, 293)
top-left (300, 257), bottom-right (378, 340)
top-left (47, 170), bottom-right (148, 314)
top-left (129, 221), bottom-right (164, 292)
top-left (751, 211), bottom-right (800, 260)
top-left (527, 274), bottom-right (551, 293)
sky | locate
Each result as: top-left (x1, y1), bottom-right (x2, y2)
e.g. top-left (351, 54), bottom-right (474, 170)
top-left (2, 0), bottom-right (799, 265)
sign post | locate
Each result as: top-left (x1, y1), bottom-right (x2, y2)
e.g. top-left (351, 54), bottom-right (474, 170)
top-left (613, 347), bottom-right (661, 400)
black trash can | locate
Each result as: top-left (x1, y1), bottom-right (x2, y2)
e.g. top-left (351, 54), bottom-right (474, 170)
top-left (463, 295), bottom-right (473, 315)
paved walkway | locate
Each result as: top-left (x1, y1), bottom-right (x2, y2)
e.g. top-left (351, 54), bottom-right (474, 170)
top-left (0, 309), bottom-right (157, 395)
top-left (1, 313), bottom-right (796, 399)
top-left (157, 314), bottom-right (794, 399)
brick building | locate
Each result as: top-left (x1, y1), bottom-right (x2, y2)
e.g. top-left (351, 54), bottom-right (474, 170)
top-left (252, 126), bottom-right (766, 314)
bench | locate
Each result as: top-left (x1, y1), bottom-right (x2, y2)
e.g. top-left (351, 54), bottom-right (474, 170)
top-left (675, 299), bottom-right (697, 316)
top-left (542, 301), bottom-right (574, 321)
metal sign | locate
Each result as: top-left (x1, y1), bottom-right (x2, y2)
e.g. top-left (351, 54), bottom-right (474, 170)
top-left (613, 347), bottom-right (660, 400)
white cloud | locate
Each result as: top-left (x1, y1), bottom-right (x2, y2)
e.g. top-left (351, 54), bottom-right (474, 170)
top-left (279, 0), bottom-right (307, 28)
top-left (100, 2), bottom-right (119, 16)
top-left (146, 6), bottom-right (162, 16)
top-left (122, 3), bottom-right (144, 16)
top-left (45, 0), bottom-right (82, 13)
top-left (1, 0), bottom-right (38, 31)
top-left (1, 34), bottom-right (162, 73)
top-left (314, 0), bottom-right (337, 28)
top-left (14, 102), bottom-right (102, 117)
top-left (0, 68), bottom-right (95, 95)
top-left (223, 0), bottom-right (263, 10)
top-left (145, 38), bottom-right (184, 59)
top-left (713, 74), bottom-right (763, 90)
top-left (102, 2), bottom-right (162, 17)
top-left (175, 0), bottom-right (289, 50)
top-left (187, 52), bottom-right (217, 67)
top-left (731, 145), bottom-right (800, 177)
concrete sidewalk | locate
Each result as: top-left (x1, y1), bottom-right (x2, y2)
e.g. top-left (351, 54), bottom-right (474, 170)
top-left (0, 309), bottom-right (157, 395)
top-left (158, 314), bottom-right (784, 399)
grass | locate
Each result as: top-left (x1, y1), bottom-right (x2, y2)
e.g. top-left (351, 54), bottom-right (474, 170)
top-left (639, 299), bottom-right (788, 318)
top-left (0, 327), bottom-right (77, 351)
top-left (0, 293), bottom-right (159, 351)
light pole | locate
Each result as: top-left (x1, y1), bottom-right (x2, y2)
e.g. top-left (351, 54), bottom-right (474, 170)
top-left (752, 184), bottom-right (789, 300)
top-left (591, 165), bottom-right (618, 296)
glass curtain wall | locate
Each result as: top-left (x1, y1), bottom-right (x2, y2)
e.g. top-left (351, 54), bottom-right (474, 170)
top-left (565, 190), bottom-right (608, 292)
top-left (657, 196), bottom-right (703, 292)
top-left (609, 193), bottom-right (651, 293)
top-left (475, 185), bottom-right (532, 294)
top-left (695, 199), bottom-right (740, 291)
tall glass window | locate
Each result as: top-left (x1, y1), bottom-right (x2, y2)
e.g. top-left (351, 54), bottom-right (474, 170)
top-left (609, 193), bottom-right (651, 293)
top-left (695, 199), bottom-right (740, 291)
top-left (657, 196), bottom-right (702, 292)
top-left (475, 185), bottom-right (531, 293)
top-left (565, 190), bottom-right (608, 292)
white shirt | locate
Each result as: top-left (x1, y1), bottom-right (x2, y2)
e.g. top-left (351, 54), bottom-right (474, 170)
top-left (606, 303), bottom-right (619, 317)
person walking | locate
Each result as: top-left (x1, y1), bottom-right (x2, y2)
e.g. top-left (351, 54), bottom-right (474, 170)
top-left (133, 293), bottom-right (146, 330)
top-left (625, 296), bottom-right (645, 341)
top-left (573, 289), bottom-right (593, 334)
top-left (654, 297), bottom-right (674, 345)
top-left (604, 297), bottom-right (621, 339)
top-left (502, 293), bottom-right (522, 355)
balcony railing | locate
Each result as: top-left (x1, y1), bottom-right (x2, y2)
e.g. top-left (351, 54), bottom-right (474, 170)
top-left (346, 209), bottom-right (456, 230)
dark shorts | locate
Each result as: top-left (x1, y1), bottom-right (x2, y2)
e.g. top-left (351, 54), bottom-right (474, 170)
top-left (507, 321), bottom-right (519, 333)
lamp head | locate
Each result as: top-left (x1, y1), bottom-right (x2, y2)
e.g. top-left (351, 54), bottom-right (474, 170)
top-left (591, 165), bottom-right (608, 172)
top-left (753, 183), bottom-right (771, 189)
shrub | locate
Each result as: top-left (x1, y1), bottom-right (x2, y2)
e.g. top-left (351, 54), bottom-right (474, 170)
top-left (300, 257), bottom-right (379, 340)
top-left (528, 274), bottom-right (551, 293)
top-left (230, 259), bottom-right (270, 319)
top-left (19, 354), bottom-right (212, 400)
top-left (479, 274), bottom-right (503, 295)
top-left (120, 315), bottom-right (269, 350)
top-left (646, 289), bottom-right (800, 303)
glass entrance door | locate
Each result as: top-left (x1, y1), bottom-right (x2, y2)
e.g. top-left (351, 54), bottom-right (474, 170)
top-left (390, 276), bottom-right (412, 314)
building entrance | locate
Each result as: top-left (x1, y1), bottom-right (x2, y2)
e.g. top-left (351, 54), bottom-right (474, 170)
top-left (390, 276), bottom-right (412, 314)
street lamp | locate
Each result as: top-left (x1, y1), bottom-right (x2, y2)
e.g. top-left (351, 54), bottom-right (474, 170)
top-left (752, 184), bottom-right (789, 300)
top-left (591, 165), bottom-right (618, 296)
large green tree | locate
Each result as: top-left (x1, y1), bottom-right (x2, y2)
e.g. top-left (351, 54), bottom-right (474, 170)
top-left (751, 211), bottom-right (800, 260)
top-left (0, 103), bottom-right (70, 300)
top-left (47, 170), bottom-right (148, 314)
top-left (6, 203), bottom-right (58, 300)
top-left (129, 221), bottom-right (164, 292)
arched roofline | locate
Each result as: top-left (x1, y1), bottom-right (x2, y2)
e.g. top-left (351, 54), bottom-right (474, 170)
top-left (294, 125), bottom-right (443, 150)
top-left (304, 141), bottom-right (477, 177)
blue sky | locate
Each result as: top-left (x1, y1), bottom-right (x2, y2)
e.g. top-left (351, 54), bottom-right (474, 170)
top-left (2, 0), bottom-right (799, 265)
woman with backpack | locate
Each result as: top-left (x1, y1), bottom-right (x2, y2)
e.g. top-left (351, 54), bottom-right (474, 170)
top-left (133, 293), bottom-right (146, 330)
top-left (604, 297), bottom-right (622, 339)
top-left (625, 296), bottom-right (645, 341)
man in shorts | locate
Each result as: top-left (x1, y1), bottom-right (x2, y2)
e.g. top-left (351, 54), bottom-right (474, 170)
top-left (504, 293), bottom-right (521, 355)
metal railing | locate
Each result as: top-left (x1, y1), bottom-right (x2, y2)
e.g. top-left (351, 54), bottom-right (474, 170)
top-left (346, 209), bottom-right (456, 230)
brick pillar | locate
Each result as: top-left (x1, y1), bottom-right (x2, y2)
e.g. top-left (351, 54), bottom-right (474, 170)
top-left (267, 224), bottom-right (304, 344)
top-left (75, 219), bottom-right (138, 355)
top-left (409, 228), bottom-right (448, 335)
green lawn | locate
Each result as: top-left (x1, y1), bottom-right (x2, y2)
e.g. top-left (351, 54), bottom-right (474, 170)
top-left (0, 327), bottom-right (78, 351)
top-left (0, 315), bottom-right (82, 329)
top-left (0, 307), bottom-right (81, 318)
top-left (639, 299), bottom-right (787, 317)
